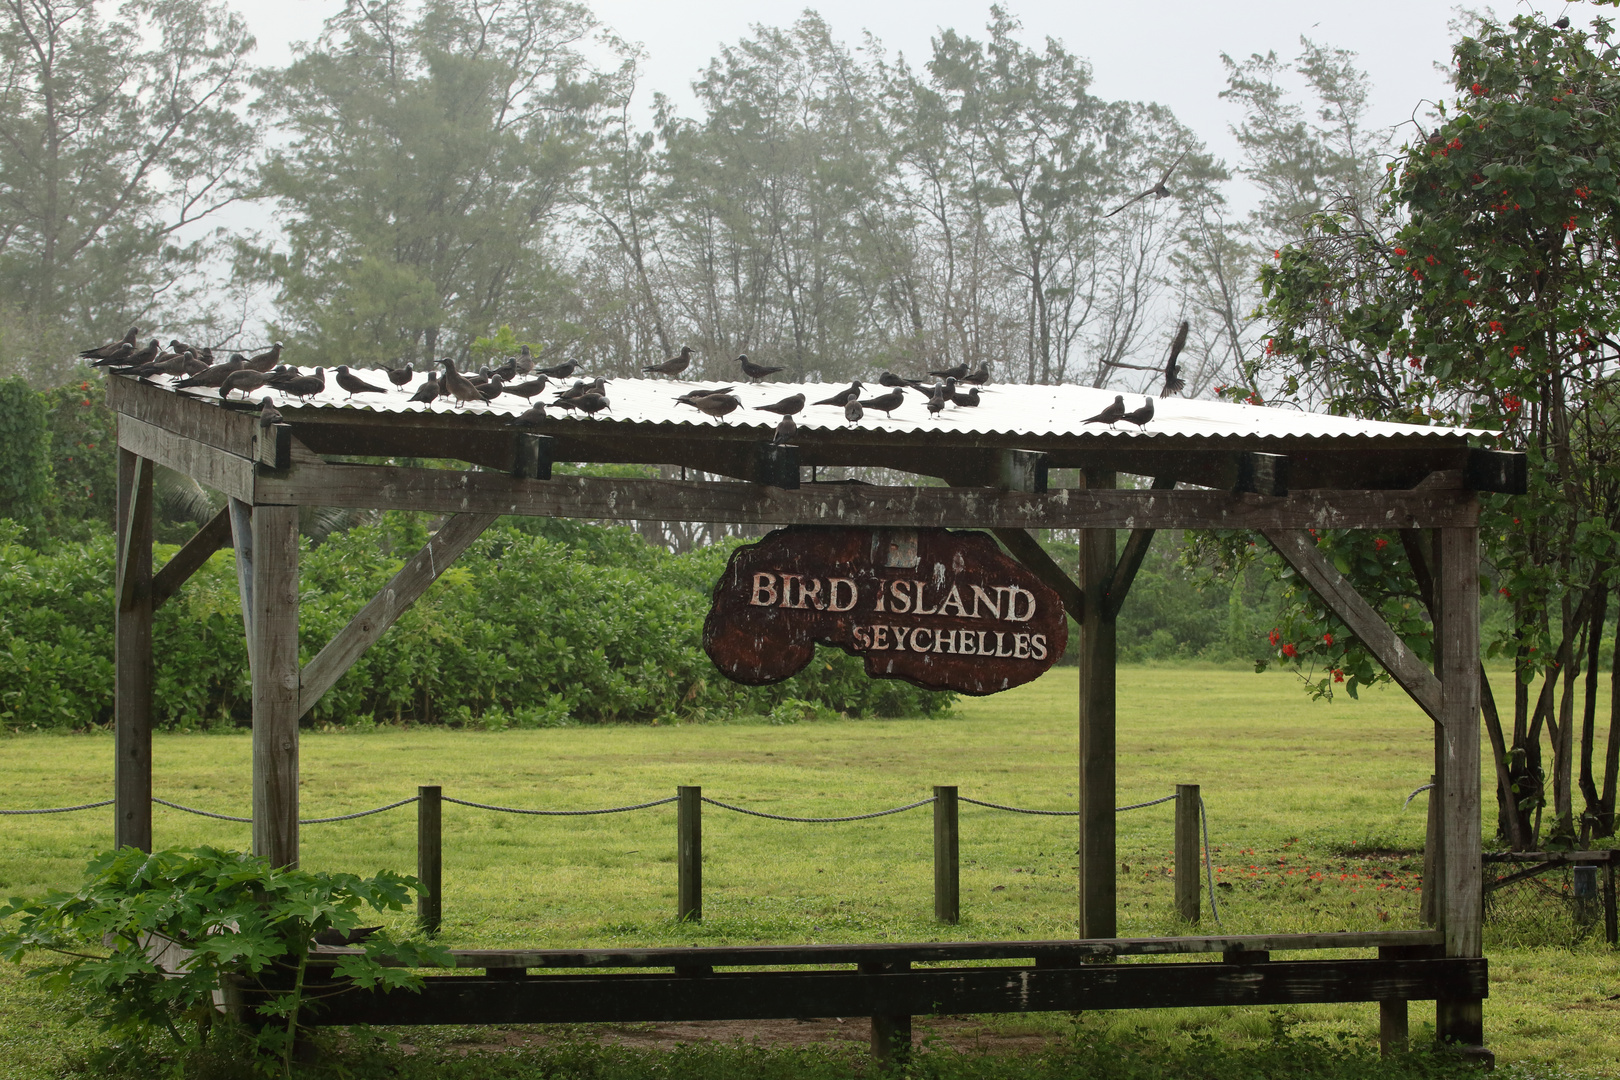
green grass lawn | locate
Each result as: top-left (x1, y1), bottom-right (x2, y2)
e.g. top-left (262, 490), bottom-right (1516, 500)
top-left (0, 664), bottom-right (1616, 1077)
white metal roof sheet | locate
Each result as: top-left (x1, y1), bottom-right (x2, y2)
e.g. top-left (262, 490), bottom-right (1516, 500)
top-left (176, 367), bottom-right (1492, 442)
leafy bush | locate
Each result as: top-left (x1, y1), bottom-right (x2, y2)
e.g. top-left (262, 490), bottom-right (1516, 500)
top-left (0, 518), bottom-right (955, 730)
top-left (0, 846), bottom-right (446, 1078)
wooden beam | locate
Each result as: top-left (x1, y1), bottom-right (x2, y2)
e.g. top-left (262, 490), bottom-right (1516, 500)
top-left (1103, 476), bottom-right (1177, 618)
top-left (254, 464), bottom-right (1480, 531)
top-left (991, 529), bottom-right (1084, 621)
top-left (298, 512), bottom-right (498, 718)
top-left (108, 374), bottom-right (259, 458)
top-left (251, 504), bottom-right (301, 869)
top-left (1262, 529), bottom-right (1443, 722)
top-left (1078, 468), bottom-right (1116, 938)
top-left (298, 957), bottom-right (1488, 1027)
top-left (1435, 524), bottom-right (1484, 1047)
top-left (1234, 452), bottom-right (1291, 496)
top-left (1465, 448), bottom-right (1527, 494)
top-left (228, 499), bottom-right (255, 663)
top-left (114, 449), bottom-right (153, 854)
top-left (117, 413), bottom-right (255, 502)
top-left (151, 507), bottom-right (232, 611)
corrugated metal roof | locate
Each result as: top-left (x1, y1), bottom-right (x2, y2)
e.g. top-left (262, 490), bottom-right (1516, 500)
top-left (177, 367), bottom-right (1493, 442)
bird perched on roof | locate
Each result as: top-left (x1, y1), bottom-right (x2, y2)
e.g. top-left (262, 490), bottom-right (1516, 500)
top-left (91, 341), bottom-right (136, 367)
top-left (221, 368), bottom-right (273, 400)
top-left (860, 389), bottom-right (906, 417)
top-left (813, 381), bottom-right (863, 408)
top-left (440, 359), bottom-right (482, 408)
top-left (490, 355), bottom-right (520, 383)
top-left (844, 397), bottom-right (864, 426)
top-left (773, 413), bottom-right (797, 445)
top-left (335, 365), bottom-right (388, 399)
top-left (675, 386), bottom-right (734, 405)
top-left (1105, 152), bottom-right (1186, 218)
top-left (515, 344), bottom-right (535, 374)
top-left (961, 365), bottom-right (991, 386)
top-left (114, 339), bottom-right (162, 372)
top-left (644, 345), bottom-right (693, 377)
top-left (928, 362), bottom-right (969, 382)
top-left (1082, 394), bottom-right (1126, 428)
top-left (387, 363), bottom-right (413, 387)
top-left (134, 349), bottom-right (204, 378)
top-left (258, 398), bottom-right (283, 428)
top-left (678, 391), bottom-right (741, 420)
top-left (477, 375), bottom-right (506, 401)
top-left (555, 377), bottom-right (605, 403)
top-left (81, 326), bottom-right (139, 363)
top-left (926, 380), bottom-right (950, 418)
top-left (1162, 320), bottom-right (1189, 396)
top-left (504, 375), bottom-right (549, 399)
top-left (277, 368), bottom-right (327, 401)
top-left (535, 357), bottom-right (577, 379)
top-left (738, 354), bottom-right (783, 382)
top-left (175, 354), bottom-right (246, 389)
top-left (1121, 397), bottom-right (1154, 429)
top-left (950, 386), bottom-right (981, 407)
top-left (243, 342), bottom-right (283, 373)
top-left (409, 370), bottom-right (441, 404)
top-left (753, 392), bottom-right (804, 417)
top-left (511, 400), bottom-right (548, 425)
top-left (572, 392), bottom-right (611, 416)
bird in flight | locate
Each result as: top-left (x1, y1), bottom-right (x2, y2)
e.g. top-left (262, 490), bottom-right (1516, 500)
top-left (1105, 153), bottom-right (1186, 218)
top-left (1162, 320), bottom-right (1189, 396)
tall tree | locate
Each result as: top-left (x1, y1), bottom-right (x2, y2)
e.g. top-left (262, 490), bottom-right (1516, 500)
top-left (0, 0), bottom-right (258, 384)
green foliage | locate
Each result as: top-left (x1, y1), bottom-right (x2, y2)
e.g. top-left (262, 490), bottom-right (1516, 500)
top-left (38, 376), bottom-right (118, 534)
top-left (0, 377), bottom-right (51, 527)
top-left (0, 846), bottom-right (446, 1078)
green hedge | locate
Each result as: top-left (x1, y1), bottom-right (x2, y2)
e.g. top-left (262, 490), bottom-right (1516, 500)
top-left (0, 519), bottom-right (953, 731)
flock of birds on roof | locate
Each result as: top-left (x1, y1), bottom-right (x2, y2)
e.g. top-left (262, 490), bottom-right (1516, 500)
top-left (78, 315), bottom-right (1191, 439)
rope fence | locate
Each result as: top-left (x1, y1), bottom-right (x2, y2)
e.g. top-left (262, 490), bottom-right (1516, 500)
top-left (4, 785), bottom-right (1221, 931)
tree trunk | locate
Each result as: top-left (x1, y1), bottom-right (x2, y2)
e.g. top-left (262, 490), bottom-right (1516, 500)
top-left (1578, 582), bottom-right (1607, 844)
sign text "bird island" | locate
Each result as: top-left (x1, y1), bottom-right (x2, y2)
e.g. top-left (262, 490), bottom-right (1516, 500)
top-left (704, 527), bottom-right (1067, 695)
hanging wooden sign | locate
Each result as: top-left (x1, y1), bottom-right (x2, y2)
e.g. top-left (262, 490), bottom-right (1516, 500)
top-left (703, 526), bottom-right (1068, 695)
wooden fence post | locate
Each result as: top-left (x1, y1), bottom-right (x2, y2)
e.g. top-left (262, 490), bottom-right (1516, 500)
top-left (678, 786), bottom-right (702, 923)
top-left (934, 786), bottom-right (959, 924)
top-left (1175, 784), bottom-right (1200, 923)
top-left (250, 503), bottom-right (300, 869)
top-left (418, 785), bottom-right (442, 935)
top-left (861, 960), bottom-right (912, 1064)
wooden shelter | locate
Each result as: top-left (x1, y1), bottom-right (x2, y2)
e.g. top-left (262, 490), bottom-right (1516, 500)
top-left (107, 367), bottom-right (1522, 1057)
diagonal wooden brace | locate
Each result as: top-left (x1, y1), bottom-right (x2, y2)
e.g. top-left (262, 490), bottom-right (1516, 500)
top-left (1103, 476), bottom-right (1177, 619)
top-left (228, 499), bottom-right (255, 663)
top-left (298, 512), bottom-right (499, 719)
top-left (1263, 529), bottom-right (1443, 723)
top-left (151, 507), bottom-right (233, 611)
top-left (992, 528), bottom-right (1084, 622)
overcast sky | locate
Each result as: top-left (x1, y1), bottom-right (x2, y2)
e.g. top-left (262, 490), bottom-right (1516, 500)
top-left (235, 0), bottom-right (1574, 177)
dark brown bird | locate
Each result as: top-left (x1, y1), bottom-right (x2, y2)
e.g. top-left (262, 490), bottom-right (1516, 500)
top-left (536, 358), bottom-right (578, 379)
top-left (926, 380), bottom-right (950, 418)
top-left (221, 369), bottom-right (273, 399)
top-left (387, 363), bottom-right (413, 386)
top-left (504, 376), bottom-right (549, 399)
top-left (492, 356), bottom-right (519, 382)
top-left (928, 362), bottom-right (969, 381)
top-left (409, 371), bottom-right (441, 403)
top-left (644, 345), bottom-right (693, 377)
top-left (844, 397), bottom-right (864, 425)
top-left (675, 386), bottom-right (735, 405)
top-left (950, 386), bottom-right (981, 407)
top-left (516, 344), bottom-right (535, 374)
top-left (572, 392), bottom-right (611, 416)
top-left (1106, 152), bottom-right (1186, 218)
top-left (860, 389), bottom-right (906, 417)
top-left (678, 392), bottom-right (741, 420)
top-left (738, 354), bottom-right (783, 382)
top-left (278, 367), bottom-right (326, 401)
top-left (244, 342), bottom-right (283, 373)
top-left (477, 376), bottom-right (506, 401)
top-left (91, 341), bottom-right (136, 367)
top-left (139, 350), bottom-right (204, 378)
top-left (773, 413), bottom-right (797, 445)
top-left (440, 359), bottom-right (482, 408)
top-left (115, 339), bottom-right (162, 371)
top-left (1121, 397), bottom-right (1155, 429)
top-left (1162, 320), bottom-right (1189, 396)
top-left (753, 392), bottom-right (804, 416)
top-left (511, 400), bottom-right (548, 426)
top-left (1082, 394), bottom-right (1127, 428)
top-left (813, 381), bottom-right (863, 408)
top-left (961, 365), bottom-right (991, 386)
top-left (81, 326), bottom-right (140, 362)
top-left (555, 377), bottom-right (606, 402)
top-left (258, 398), bottom-right (283, 428)
top-left (175, 354), bottom-right (246, 389)
top-left (335, 365), bottom-right (388, 398)
top-left (1555, 15), bottom-right (1570, 28)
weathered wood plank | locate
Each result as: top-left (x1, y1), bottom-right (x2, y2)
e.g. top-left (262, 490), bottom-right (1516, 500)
top-left (319, 929), bottom-right (1445, 970)
top-left (114, 449), bottom-right (153, 853)
top-left (253, 464), bottom-right (1480, 531)
top-left (108, 374), bottom-right (260, 458)
top-left (1435, 524), bottom-right (1484, 1046)
top-left (251, 504), bottom-right (301, 868)
top-left (991, 528), bottom-right (1084, 621)
top-left (151, 507), bottom-right (232, 611)
top-left (1263, 529), bottom-right (1444, 722)
top-left (117, 413), bottom-right (255, 502)
top-left (1079, 469), bottom-right (1116, 939)
top-left (296, 958), bottom-right (1487, 1027)
top-left (228, 500), bottom-right (255, 665)
top-left (298, 512), bottom-right (498, 718)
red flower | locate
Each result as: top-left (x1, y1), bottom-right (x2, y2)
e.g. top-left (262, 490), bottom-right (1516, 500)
top-left (1411, 269), bottom-right (1424, 280)
top-left (1509, 344), bottom-right (1525, 357)
top-left (1332, 669), bottom-right (1345, 683)
top-left (79, 381), bottom-right (88, 391)
top-left (1502, 394), bottom-right (1521, 411)
top-left (1566, 216), bottom-right (1578, 231)
top-left (1488, 320), bottom-right (1505, 335)
top-left (1374, 538), bottom-right (1388, 551)
top-left (80, 399), bottom-right (90, 407)
top-left (1499, 587), bottom-right (1512, 597)
top-left (1393, 247), bottom-right (1408, 256)
top-left (1322, 632), bottom-right (1334, 646)
top-left (1273, 249), bottom-right (1281, 259)
top-left (1281, 643), bottom-right (1298, 658)
top-left (1471, 83), bottom-right (1485, 96)
top-left (1268, 629), bottom-right (1281, 646)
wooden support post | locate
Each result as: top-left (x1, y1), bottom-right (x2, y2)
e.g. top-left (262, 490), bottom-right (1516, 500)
top-left (934, 786), bottom-right (959, 924)
top-left (418, 785), bottom-right (442, 935)
top-left (228, 498), bottom-right (255, 668)
top-left (114, 449), bottom-right (154, 852)
top-left (1434, 524), bottom-right (1486, 1053)
top-left (677, 786), bottom-right (701, 923)
top-left (1175, 784), bottom-right (1200, 923)
top-left (1078, 468), bottom-right (1117, 939)
top-left (861, 960), bottom-right (912, 1065)
top-left (251, 504), bottom-right (301, 868)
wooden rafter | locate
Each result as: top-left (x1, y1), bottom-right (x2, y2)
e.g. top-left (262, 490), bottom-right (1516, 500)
top-left (992, 528), bottom-right (1084, 621)
top-left (151, 507), bottom-right (233, 611)
top-left (1103, 476), bottom-right (1177, 619)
